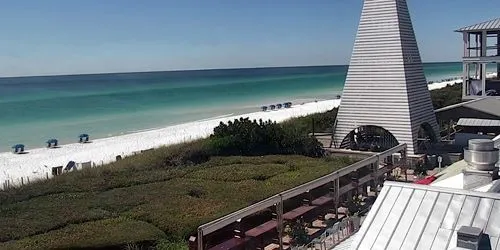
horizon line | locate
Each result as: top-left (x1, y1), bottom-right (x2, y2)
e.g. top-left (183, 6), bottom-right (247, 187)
top-left (0, 61), bottom-right (461, 79)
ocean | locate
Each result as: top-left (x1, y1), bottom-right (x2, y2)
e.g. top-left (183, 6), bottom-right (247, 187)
top-left (0, 62), bottom-right (466, 151)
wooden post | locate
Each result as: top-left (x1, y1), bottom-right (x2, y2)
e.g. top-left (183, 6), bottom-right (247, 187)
top-left (197, 228), bottom-right (203, 250)
top-left (463, 32), bottom-right (469, 98)
top-left (277, 197), bottom-right (284, 250)
top-left (46, 172), bottom-right (49, 179)
top-left (497, 33), bottom-right (500, 77)
top-left (447, 120), bottom-right (451, 140)
top-left (21, 177), bottom-right (24, 186)
top-left (335, 178), bottom-right (340, 220)
top-left (312, 118), bottom-right (315, 136)
top-left (481, 31), bottom-right (487, 96)
top-left (402, 149), bottom-right (408, 182)
top-left (373, 162), bottom-right (379, 196)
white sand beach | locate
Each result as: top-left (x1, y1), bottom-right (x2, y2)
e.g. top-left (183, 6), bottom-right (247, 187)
top-left (1, 74), bottom-right (497, 188)
top-left (426, 72), bottom-right (498, 90)
top-left (0, 100), bottom-right (340, 188)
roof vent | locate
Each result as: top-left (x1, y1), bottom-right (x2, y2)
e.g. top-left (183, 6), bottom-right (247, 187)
top-left (457, 226), bottom-right (482, 250)
top-left (463, 139), bottom-right (499, 190)
top-left (464, 139), bottom-right (499, 171)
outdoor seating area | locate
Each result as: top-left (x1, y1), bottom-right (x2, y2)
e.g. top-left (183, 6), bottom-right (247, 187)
top-left (196, 144), bottom-right (407, 250)
top-left (205, 191), bottom-right (374, 250)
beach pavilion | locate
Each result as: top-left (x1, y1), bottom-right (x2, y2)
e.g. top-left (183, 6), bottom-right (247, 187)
top-left (332, 0), bottom-right (438, 156)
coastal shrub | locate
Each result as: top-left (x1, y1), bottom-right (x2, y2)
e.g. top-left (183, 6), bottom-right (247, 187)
top-left (209, 118), bottom-right (324, 157)
top-left (430, 82), bottom-right (462, 109)
top-left (157, 139), bottom-right (213, 167)
top-left (281, 108), bottom-right (337, 135)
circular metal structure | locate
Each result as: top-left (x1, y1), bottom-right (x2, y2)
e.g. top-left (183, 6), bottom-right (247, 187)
top-left (340, 125), bottom-right (399, 152)
top-left (464, 139), bottom-right (499, 171)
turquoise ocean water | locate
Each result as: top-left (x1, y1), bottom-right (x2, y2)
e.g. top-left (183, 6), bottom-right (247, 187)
top-left (0, 62), bottom-right (466, 151)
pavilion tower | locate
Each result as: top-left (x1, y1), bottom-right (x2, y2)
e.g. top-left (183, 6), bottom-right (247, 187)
top-left (333, 0), bottom-right (438, 155)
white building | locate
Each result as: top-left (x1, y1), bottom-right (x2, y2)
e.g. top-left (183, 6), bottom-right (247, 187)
top-left (333, 0), bottom-right (438, 156)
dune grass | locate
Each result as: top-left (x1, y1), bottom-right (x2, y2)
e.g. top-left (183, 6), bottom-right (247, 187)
top-left (430, 82), bottom-right (463, 109)
top-left (0, 218), bottom-right (166, 250)
top-left (0, 147), bottom-right (355, 249)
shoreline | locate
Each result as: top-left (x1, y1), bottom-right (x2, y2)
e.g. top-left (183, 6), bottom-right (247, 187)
top-left (1, 73), bottom-right (495, 188)
top-left (0, 99), bottom-right (340, 188)
top-left (426, 72), bottom-right (498, 90)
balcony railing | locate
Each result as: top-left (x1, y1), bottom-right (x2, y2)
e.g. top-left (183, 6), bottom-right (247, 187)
top-left (462, 55), bottom-right (500, 63)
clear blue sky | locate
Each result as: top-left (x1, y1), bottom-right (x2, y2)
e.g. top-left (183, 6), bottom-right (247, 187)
top-left (0, 0), bottom-right (498, 76)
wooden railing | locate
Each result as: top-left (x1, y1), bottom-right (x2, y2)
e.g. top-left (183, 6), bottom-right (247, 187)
top-left (196, 144), bottom-right (407, 249)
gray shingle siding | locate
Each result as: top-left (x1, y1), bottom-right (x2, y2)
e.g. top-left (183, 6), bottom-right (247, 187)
top-left (333, 0), bottom-right (438, 155)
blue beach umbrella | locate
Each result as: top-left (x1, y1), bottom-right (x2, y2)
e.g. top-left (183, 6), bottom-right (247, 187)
top-left (46, 139), bottom-right (58, 147)
top-left (11, 144), bottom-right (25, 153)
top-left (78, 133), bottom-right (90, 142)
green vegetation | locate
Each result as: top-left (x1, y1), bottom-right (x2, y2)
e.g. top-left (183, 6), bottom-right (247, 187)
top-left (0, 154), bottom-right (354, 250)
top-left (0, 218), bottom-right (166, 250)
top-left (285, 217), bottom-right (310, 246)
top-left (210, 118), bottom-right (324, 157)
top-left (281, 108), bottom-right (337, 134)
top-left (0, 112), bottom-right (355, 250)
top-left (430, 82), bottom-right (463, 109)
top-left (0, 85), bottom-right (463, 249)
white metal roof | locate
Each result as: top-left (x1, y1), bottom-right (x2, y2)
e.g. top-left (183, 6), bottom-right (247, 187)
top-left (432, 172), bottom-right (500, 192)
top-left (456, 17), bottom-right (500, 32)
top-left (350, 181), bottom-right (500, 250)
top-left (457, 118), bottom-right (500, 127)
top-left (435, 98), bottom-right (500, 118)
top-left (494, 134), bottom-right (500, 148)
